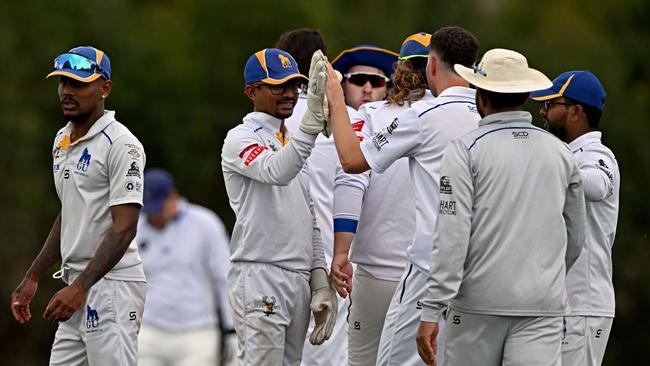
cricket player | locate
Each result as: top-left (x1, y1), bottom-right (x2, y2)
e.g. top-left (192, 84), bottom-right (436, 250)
top-left (325, 26), bottom-right (481, 366)
top-left (531, 70), bottom-right (618, 365)
top-left (221, 48), bottom-right (337, 365)
top-left (330, 32), bottom-right (433, 366)
top-left (136, 168), bottom-right (237, 366)
top-left (415, 48), bottom-right (587, 366)
top-left (276, 28), bottom-right (357, 366)
top-left (10, 46), bottom-right (147, 366)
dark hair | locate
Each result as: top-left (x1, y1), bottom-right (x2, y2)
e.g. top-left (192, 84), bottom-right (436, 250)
top-left (428, 26), bottom-right (479, 69)
top-left (566, 97), bottom-right (603, 129)
top-left (275, 28), bottom-right (327, 75)
top-left (387, 59), bottom-right (428, 106)
top-left (479, 88), bottom-right (529, 109)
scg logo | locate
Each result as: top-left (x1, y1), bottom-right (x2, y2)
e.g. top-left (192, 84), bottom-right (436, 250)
top-left (512, 131), bottom-right (529, 139)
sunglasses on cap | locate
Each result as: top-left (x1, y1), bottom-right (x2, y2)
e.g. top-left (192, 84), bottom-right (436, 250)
top-left (343, 72), bottom-right (390, 88)
top-left (53, 53), bottom-right (109, 79)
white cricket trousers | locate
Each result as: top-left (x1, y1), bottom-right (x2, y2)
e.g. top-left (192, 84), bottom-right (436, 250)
top-left (138, 323), bottom-right (220, 366)
top-left (561, 316), bottom-right (613, 366)
top-left (347, 266), bottom-right (399, 366)
top-left (377, 263), bottom-right (445, 366)
top-left (229, 262), bottom-right (311, 366)
top-left (49, 278), bottom-right (145, 366)
top-left (443, 308), bottom-right (563, 366)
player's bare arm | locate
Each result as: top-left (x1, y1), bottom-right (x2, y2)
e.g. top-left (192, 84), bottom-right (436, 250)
top-left (11, 212), bottom-right (62, 324)
top-left (331, 231), bottom-right (354, 297)
top-left (43, 203), bottom-right (139, 322)
top-left (325, 62), bottom-right (370, 174)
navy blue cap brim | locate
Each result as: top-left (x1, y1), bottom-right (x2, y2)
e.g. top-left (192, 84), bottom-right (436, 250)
top-left (332, 47), bottom-right (399, 77)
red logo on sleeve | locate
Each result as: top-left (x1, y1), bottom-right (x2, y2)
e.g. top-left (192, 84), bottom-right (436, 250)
top-left (352, 120), bottom-right (365, 141)
top-left (243, 145), bottom-right (268, 166)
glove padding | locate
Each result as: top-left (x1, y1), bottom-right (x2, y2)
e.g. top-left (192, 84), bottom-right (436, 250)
top-left (309, 267), bottom-right (338, 345)
top-left (299, 50), bottom-right (328, 135)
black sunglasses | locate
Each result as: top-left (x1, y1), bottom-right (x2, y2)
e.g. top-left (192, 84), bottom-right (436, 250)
top-left (343, 72), bottom-right (390, 88)
top-left (258, 79), bottom-right (305, 95)
top-left (543, 100), bottom-right (576, 110)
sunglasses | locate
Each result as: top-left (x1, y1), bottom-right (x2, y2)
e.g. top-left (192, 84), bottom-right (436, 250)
top-left (543, 100), bottom-right (576, 110)
top-left (343, 72), bottom-right (390, 88)
top-left (258, 79), bottom-right (305, 95)
top-left (53, 53), bottom-right (109, 79)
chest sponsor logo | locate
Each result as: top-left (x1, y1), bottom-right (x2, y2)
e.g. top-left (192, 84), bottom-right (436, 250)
top-left (512, 131), bottom-right (529, 139)
top-left (253, 296), bottom-right (280, 316)
top-left (439, 200), bottom-right (456, 215)
top-left (77, 147), bottom-right (92, 172)
top-left (386, 118), bottom-right (399, 134)
top-left (440, 176), bottom-right (452, 194)
top-left (126, 162), bottom-right (141, 178)
top-left (372, 132), bottom-right (389, 151)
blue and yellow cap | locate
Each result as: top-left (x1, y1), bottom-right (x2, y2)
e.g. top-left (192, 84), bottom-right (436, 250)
top-left (530, 70), bottom-right (606, 111)
top-left (47, 46), bottom-right (111, 82)
top-left (244, 48), bottom-right (307, 85)
top-left (399, 32), bottom-right (431, 60)
top-left (331, 45), bottom-right (399, 77)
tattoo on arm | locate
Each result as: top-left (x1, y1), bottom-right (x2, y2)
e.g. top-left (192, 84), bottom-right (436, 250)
top-left (25, 213), bottom-right (62, 281)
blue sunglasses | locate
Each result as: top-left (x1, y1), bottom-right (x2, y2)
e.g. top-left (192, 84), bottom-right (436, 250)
top-left (53, 53), bottom-right (109, 79)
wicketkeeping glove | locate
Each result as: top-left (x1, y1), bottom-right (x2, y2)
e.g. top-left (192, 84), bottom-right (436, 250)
top-left (308, 267), bottom-right (338, 345)
top-left (299, 50), bottom-right (328, 135)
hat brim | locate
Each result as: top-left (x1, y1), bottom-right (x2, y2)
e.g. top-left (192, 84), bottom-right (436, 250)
top-left (260, 73), bottom-right (308, 85)
top-left (529, 88), bottom-right (562, 101)
top-left (47, 70), bottom-right (103, 83)
top-left (454, 64), bottom-right (553, 93)
top-left (332, 47), bottom-right (399, 77)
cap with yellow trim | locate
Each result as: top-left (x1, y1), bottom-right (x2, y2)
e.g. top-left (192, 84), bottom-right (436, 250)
top-left (244, 48), bottom-right (307, 85)
top-left (47, 46), bottom-right (111, 82)
top-left (530, 70), bottom-right (605, 111)
top-left (331, 45), bottom-right (399, 77)
top-left (399, 32), bottom-right (431, 60)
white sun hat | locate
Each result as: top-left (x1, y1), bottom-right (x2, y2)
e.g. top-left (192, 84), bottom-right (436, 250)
top-left (454, 48), bottom-right (552, 93)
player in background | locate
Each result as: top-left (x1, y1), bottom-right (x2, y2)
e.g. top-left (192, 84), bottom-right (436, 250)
top-left (531, 70), bottom-right (618, 366)
top-left (415, 48), bottom-right (586, 366)
top-left (221, 48), bottom-right (336, 365)
top-left (136, 168), bottom-right (237, 366)
top-left (10, 46), bottom-right (147, 366)
top-left (325, 26), bottom-right (481, 366)
top-left (276, 28), bottom-right (352, 366)
top-left (330, 32), bottom-right (433, 366)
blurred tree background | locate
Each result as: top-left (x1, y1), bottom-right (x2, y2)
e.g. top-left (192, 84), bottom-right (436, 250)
top-left (1, 0), bottom-right (648, 364)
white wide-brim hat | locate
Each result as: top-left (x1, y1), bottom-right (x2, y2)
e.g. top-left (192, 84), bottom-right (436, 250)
top-left (454, 48), bottom-right (552, 93)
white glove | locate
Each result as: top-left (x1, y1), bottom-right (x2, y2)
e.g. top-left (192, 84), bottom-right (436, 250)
top-left (299, 50), bottom-right (328, 135)
top-left (309, 267), bottom-right (338, 345)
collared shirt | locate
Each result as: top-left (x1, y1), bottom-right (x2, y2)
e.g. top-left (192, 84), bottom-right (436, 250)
top-left (221, 111), bottom-right (326, 273)
top-left (566, 131), bottom-right (619, 317)
top-left (420, 111), bottom-right (586, 321)
top-left (359, 86), bottom-right (480, 273)
top-left (137, 199), bottom-right (234, 331)
top-left (52, 110), bottom-right (146, 281)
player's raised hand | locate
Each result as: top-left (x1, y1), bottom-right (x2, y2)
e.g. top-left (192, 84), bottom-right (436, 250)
top-left (11, 278), bottom-right (38, 324)
top-left (330, 253), bottom-right (353, 298)
top-left (43, 281), bottom-right (86, 322)
top-left (416, 321), bottom-right (439, 366)
top-left (299, 50), bottom-right (328, 135)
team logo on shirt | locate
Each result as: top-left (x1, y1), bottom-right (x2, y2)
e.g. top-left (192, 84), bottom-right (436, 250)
top-left (372, 132), bottom-right (389, 151)
top-left (439, 200), bottom-right (456, 215)
top-left (126, 162), bottom-right (141, 178)
top-left (77, 148), bottom-right (92, 172)
top-left (253, 296), bottom-right (280, 316)
top-left (386, 118), bottom-right (399, 134)
top-left (86, 305), bottom-right (100, 331)
top-left (53, 146), bottom-right (63, 159)
top-left (440, 176), bottom-right (453, 195)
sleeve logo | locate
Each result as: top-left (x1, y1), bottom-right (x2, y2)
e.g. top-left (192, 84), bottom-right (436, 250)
top-left (239, 144), bottom-right (268, 166)
top-left (440, 176), bottom-right (453, 194)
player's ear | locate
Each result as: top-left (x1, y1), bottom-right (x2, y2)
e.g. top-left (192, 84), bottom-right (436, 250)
top-left (244, 84), bottom-right (257, 101)
top-left (100, 79), bottom-right (112, 99)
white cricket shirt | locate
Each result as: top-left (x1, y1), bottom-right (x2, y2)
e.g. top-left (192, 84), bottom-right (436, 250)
top-left (566, 131), bottom-right (619, 317)
top-left (359, 87), bottom-right (480, 273)
top-left (221, 112), bottom-right (326, 273)
top-left (420, 111), bottom-right (587, 321)
top-left (52, 110), bottom-right (146, 281)
top-left (137, 200), bottom-right (234, 331)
